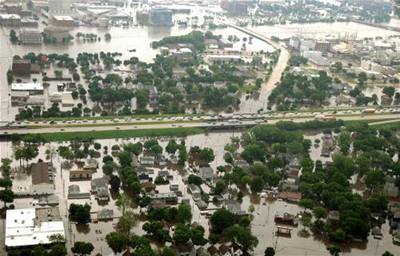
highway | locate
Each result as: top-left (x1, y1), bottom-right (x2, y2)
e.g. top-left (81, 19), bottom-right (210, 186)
top-left (1, 110), bottom-right (400, 135)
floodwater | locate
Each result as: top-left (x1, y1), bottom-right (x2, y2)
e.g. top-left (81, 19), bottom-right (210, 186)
top-left (251, 21), bottom-right (400, 40)
top-left (1, 130), bottom-right (400, 255)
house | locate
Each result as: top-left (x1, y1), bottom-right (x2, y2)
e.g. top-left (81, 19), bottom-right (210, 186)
top-left (235, 159), bottom-right (250, 170)
top-left (175, 243), bottom-right (195, 256)
top-left (199, 166), bottom-right (214, 182)
top-left (141, 181), bottom-right (156, 192)
top-left (327, 210), bottom-right (340, 224)
top-left (149, 193), bottom-right (178, 205)
top-left (131, 154), bottom-right (140, 167)
top-left (224, 200), bottom-right (247, 216)
top-left (277, 191), bottom-right (302, 203)
top-left (384, 176), bottom-right (399, 198)
top-left (138, 173), bottom-right (151, 183)
top-left (69, 169), bottom-right (95, 180)
top-left (67, 185), bottom-right (90, 199)
top-left (84, 159), bottom-right (98, 171)
top-left (170, 184), bottom-right (179, 191)
top-left (97, 209), bottom-right (114, 221)
top-left (281, 178), bottom-right (299, 192)
top-left (188, 184), bottom-right (201, 197)
top-left (43, 26), bottom-right (71, 43)
top-left (156, 155), bottom-right (167, 166)
top-left (207, 245), bottom-right (219, 256)
top-left (274, 212), bottom-right (298, 226)
top-left (321, 133), bottom-right (335, 157)
top-left (31, 162), bottom-right (54, 195)
top-left (91, 177), bottom-right (109, 201)
top-left (140, 156), bottom-right (155, 165)
top-left (5, 208), bottom-right (65, 248)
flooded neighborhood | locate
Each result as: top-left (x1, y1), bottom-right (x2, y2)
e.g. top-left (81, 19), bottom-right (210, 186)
top-left (0, 0), bottom-right (400, 256)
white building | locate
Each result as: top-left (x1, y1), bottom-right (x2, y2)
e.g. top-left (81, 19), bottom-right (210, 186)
top-left (5, 208), bottom-right (65, 248)
top-left (302, 51), bottom-right (330, 66)
top-left (11, 83), bottom-right (44, 94)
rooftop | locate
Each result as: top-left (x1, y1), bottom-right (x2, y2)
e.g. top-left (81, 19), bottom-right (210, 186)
top-left (31, 162), bottom-right (52, 185)
top-left (11, 83), bottom-right (44, 91)
top-left (5, 208), bottom-right (65, 248)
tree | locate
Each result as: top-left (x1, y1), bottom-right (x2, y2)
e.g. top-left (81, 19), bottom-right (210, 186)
top-left (0, 178), bottom-right (12, 188)
top-left (312, 206), bottom-right (327, 219)
top-left (143, 221), bottom-right (171, 243)
top-left (178, 146), bottom-right (187, 166)
top-left (365, 169), bottom-right (385, 192)
top-left (49, 244), bottom-right (67, 256)
top-left (338, 131), bottom-right (351, 155)
top-left (160, 247), bottom-right (177, 256)
top-left (110, 175), bottom-right (121, 193)
top-left (166, 140), bottom-right (179, 155)
top-left (69, 203), bottom-right (91, 224)
top-left (177, 204), bottom-right (192, 224)
top-left (1, 158), bottom-right (12, 177)
top-left (250, 176), bottom-right (264, 193)
top-left (214, 180), bottom-right (226, 195)
top-left (117, 210), bottom-right (137, 235)
top-left (173, 224), bottom-right (190, 244)
top-left (106, 232), bottom-right (129, 253)
top-left (190, 225), bottom-right (207, 245)
top-left (10, 29), bottom-right (18, 43)
top-left (226, 225), bottom-right (258, 253)
top-left (327, 245), bottom-right (341, 256)
top-left (102, 162), bottom-right (114, 176)
top-left (299, 198), bottom-right (314, 211)
top-left (32, 246), bottom-right (47, 256)
top-left (118, 151), bottom-right (132, 167)
top-left (104, 33), bottom-right (111, 41)
top-left (210, 208), bottom-right (236, 234)
top-left (199, 148), bottom-right (215, 163)
top-left (382, 86), bottom-right (395, 97)
top-left (71, 241), bottom-right (94, 255)
top-left (0, 189), bottom-right (14, 207)
top-left (241, 144), bottom-right (265, 163)
top-left (382, 252), bottom-right (394, 256)
top-left (188, 174), bottom-right (203, 186)
top-left (116, 193), bottom-right (133, 215)
top-left (123, 142), bottom-right (143, 155)
top-left (264, 247), bottom-right (275, 256)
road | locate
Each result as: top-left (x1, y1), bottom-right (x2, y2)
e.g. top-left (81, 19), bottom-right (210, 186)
top-left (1, 112), bottom-right (400, 135)
top-left (227, 24), bottom-right (291, 113)
top-left (0, 27), bottom-right (14, 123)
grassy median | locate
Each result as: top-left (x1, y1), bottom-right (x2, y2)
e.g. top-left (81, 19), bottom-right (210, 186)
top-left (2, 127), bottom-right (205, 142)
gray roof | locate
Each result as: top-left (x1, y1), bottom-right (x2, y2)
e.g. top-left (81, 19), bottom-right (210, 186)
top-left (97, 209), bottom-right (113, 220)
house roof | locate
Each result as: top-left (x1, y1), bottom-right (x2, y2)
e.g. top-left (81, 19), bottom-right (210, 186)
top-left (31, 162), bottom-right (52, 185)
top-left (12, 83), bottom-right (43, 91)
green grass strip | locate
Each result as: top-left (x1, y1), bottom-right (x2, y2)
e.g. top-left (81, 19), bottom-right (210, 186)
top-left (2, 127), bottom-right (205, 142)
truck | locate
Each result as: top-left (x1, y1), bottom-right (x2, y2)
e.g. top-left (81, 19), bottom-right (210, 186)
top-left (362, 108), bottom-right (376, 114)
top-left (315, 114), bottom-right (336, 121)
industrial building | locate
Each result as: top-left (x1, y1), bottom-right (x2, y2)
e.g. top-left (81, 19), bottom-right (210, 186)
top-left (19, 29), bottom-right (43, 44)
top-left (5, 208), bottom-right (65, 248)
top-left (149, 7), bottom-right (173, 26)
